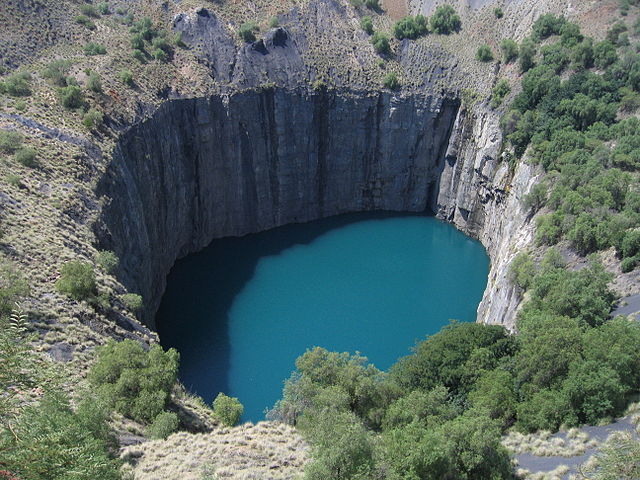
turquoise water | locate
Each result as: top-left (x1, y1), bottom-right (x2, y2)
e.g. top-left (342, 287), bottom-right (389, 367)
top-left (156, 213), bottom-right (489, 422)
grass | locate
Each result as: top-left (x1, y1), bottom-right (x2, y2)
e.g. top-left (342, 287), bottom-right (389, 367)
top-left (120, 421), bottom-right (308, 479)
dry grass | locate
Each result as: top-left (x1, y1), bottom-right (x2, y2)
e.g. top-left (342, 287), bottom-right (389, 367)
top-left (120, 421), bottom-right (308, 480)
top-left (516, 464), bottom-right (570, 480)
top-left (503, 429), bottom-right (597, 457)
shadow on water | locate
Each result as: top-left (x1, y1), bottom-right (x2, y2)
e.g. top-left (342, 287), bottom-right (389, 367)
top-left (155, 211), bottom-right (425, 404)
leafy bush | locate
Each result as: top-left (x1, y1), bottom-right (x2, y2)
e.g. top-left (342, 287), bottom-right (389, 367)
top-left (518, 38), bottom-right (536, 72)
top-left (0, 391), bottom-right (120, 480)
top-left (364, 0), bottom-right (379, 9)
top-left (121, 293), bottom-right (143, 313)
top-left (80, 4), bottom-right (100, 17)
top-left (146, 411), bottom-right (179, 439)
top-left (118, 69), bottom-right (134, 86)
top-left (97, 2), bottom-right (110, 15)
top-left (89, 339), bottom-right (179, 423)
top-left (383, 72), bottom-right (399, 89)
top-left (0, 257), bottom-right (30, 316)
top-left (500, 38), bottom-right (518, 63)
top-left (393, 15), bottom-right (428, 40)
top-left (82, 108), bottom-right (103, 130)
top-left (531, 14), bottom-right (566, 41)
top-left (96, 250), bottom-right (118, 273)
top-left (491, 79), bottom-right (511, 107)
top-left (87, 71), bottom-right (102, 93)
top-left (0, 72), bottom-right (32, 97)
top-left (83, 42), bottom-right (106, 55)
top-left (213, 392), bottom-right (243, 426)
top-left (41, 59), bottom-right (73, 87)
top-left (429, 5), bottom-right (461, 34)
top-left (55, 261), bottom-right (97, 301)
top-left (238, 21), bottom-right (259, 43)
top-left (75, 15), bottom-right (96, 30)
top-left (58, 85), bottom-right (84, 109)
top-left (132, 49), bottom-right (146, 62)
top-left (494, 7), bottom-right (504, 18)
top-left (360, 16), bottom-right (373, 35)
top-left (14, 148), bottom-right (38, 168)
top-left (152, 48), bottom-right (167, 62)
top-left (0, 130), bottom-right (24, 154)
top-left (476, 45), bottom-right (494, 62)
top-left (371, 31), bottom-right (390, 54)
top-left (131, 33), bottom-right (145, 50)
top-left (509, 252), bottom-right (535, 290)
top-left (130, 17), bottom-right (156, 40)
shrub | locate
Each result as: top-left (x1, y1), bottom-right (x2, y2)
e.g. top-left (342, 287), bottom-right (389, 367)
top-left (121, 293), bottom-right (143, 313)
top-left (0, 131), bottom-right (24, 153)
top-left (0, 72), bottom-right (32, 97)
top-left (360, 16), bottom-right (374, 35)
top-left (383, 72), bottom-right (400, 89)
top-left (371, 32), bottom-right (390, 54)
top-left (213, 392), bottom-right (243, 426)
top-left (621, 256), bottom-right (638, 272)
top-left (130, 33), bottom-right (145, 50)
top-left (83, 42), bottom-right (106, 55)
top-left (593, 40), bottom-right (618, 69)
top-left (0, 391), bottom-right (120, 480)
top-left (364, 0), bottom-right (379, 9)
top-left (501, 39), bottom-right (518, 63)
top-left (430, 5), bottom-right (461, 34)
top-left (152, 48), bottom-right (168, 62)
top-left (132, 49), bottom-right (146, 62)
top-left (0, 257), bottom-right (30, 316)
top-left (41, 59), bottom-right (73, 87)
top-left (58, 85), bottom-right (84, 109)
top-left (394, 15), bottom-right (428, 40)
top-left (269, 16), bottom-right (279, 28)
top-left (97, 2), bottom-right (110, 15)
top-left (14, 100), bottom-right (26, 112)
top-left (238, 21), bottom-right (259, 43)
top-left (532, 14), bottom-right (567, 42)
top-left (89, 339), bottom-right (179, 423)
top-left (146, 411), bottom-right (179, 439)
top-left (152, 35), bottom-right (171, 53)
top-left (74, 15), bottom-right (96, 30)
top-left (80, 4), bottom-right (99, 17)
top-left (118, 69), bottom-right (134, 86)
top-left (14, 148), bottom-right (38, 168)
top-left (87, 72), bottom-right (102, 93)
top-left (96, 250), bottom-right (118, 273)
top-left (130, 17), bottom-right (156, 40)
top-left (82, 109), bottom-right (103, 130)
top-left (509, 252), bottom-right (535, 290)
top-left (491, 79), bottom-right (511, 107)
top-left (494, 7), bottom-right (504, 18)
top-left (476, 45), bottom-right (494, 62)
top-left (56, 261), bottom-right (97, 301)
top-left (519, 38), bottom-right (536, 72)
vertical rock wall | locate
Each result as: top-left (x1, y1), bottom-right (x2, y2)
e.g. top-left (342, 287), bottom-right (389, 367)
top-left (96, 88), bottom-right (460, 326)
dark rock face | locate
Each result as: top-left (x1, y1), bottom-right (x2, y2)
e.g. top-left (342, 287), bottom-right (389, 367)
top-left (96, 88), bottom-right (460, 325)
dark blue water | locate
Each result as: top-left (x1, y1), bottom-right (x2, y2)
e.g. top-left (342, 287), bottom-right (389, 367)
top-left (156, 213), bottom-right (488, 422)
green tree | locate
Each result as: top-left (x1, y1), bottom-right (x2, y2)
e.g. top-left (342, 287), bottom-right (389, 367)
top-left (55, 261), bottom-right (96, 301)
top-left (468, 369), bottom-right (517, 428)
top-left (360, 16), bottom-right (373, 35)
top-left (519, 38), bottom-right (536, 73)
top-left (383, 72), bottom-right (400, 90)
top-left (58, 85), bottom-right (84, 109)
top-left (146, 411), bottom-right (179, 439)
top-left (476, 44), bottom-right (494, 62)
top-left (238, 21), bottom-right (259, 42)
top-left (89, 339), bottom-right (179, 423)
top-left (0, 391), bottom-right (120, 480)
top-left (212, 392), bottom-right (244, 426)
top-left (509, 251), bottom-right (536, 290)
top-left (501, 38), bottom-right (519, 63)
top-left (371, 31), bottom-right (390, 54)
top-left (429, 5), bottom-right (461, 34)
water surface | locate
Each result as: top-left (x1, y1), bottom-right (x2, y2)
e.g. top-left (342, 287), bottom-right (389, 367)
top-left (157, 213), bottom-right (488, 421)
